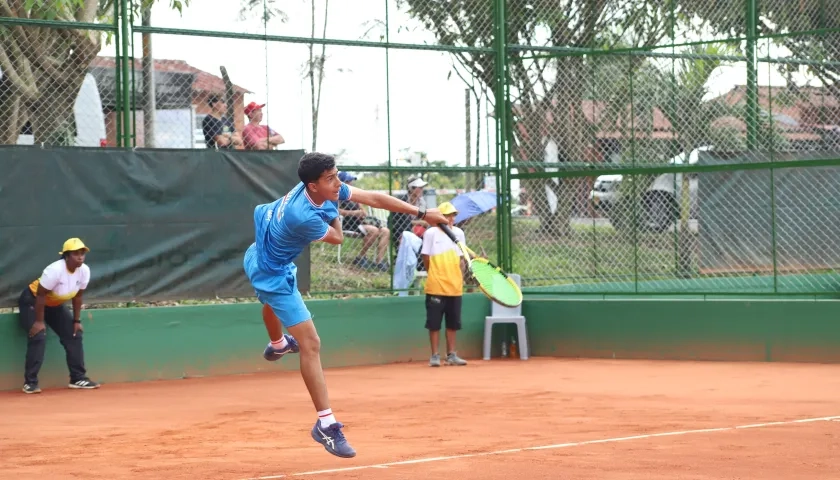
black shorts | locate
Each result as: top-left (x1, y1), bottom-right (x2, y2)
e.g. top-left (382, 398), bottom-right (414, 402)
top-left (424, 295), bottom-right (462, 331)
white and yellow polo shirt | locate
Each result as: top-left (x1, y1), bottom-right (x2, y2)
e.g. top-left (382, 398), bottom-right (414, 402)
top-left (28, 259), bottom-right (91, 307)
top-left (421, 226), bottom-right (466, 297)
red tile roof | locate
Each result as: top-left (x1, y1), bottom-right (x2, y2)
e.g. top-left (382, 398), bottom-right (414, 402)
top-left (91, 56), bottom-right (251, 95)
top-left (512, 85), bottom-right (838, 143)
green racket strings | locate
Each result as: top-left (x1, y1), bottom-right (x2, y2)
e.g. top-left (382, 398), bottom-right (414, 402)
top-left (470, 261), bottom-right (521, 306)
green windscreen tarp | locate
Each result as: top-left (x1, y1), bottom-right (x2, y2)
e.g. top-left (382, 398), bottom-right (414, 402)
top-left (0, 146), bottom-right (307, 307)
top-left (698, 151), bottom-right (840, 286)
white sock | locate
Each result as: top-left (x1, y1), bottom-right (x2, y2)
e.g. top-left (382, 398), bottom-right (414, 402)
top-left (270, 336), bottom-right (288, 350)
top-left (318, 408), bottom-right (336, 428)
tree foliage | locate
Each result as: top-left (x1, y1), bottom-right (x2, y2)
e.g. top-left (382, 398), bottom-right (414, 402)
top-left (0, 0), bottom-right (276, 146)
top-left (678, 0), bottom-right (840, 97)
top-left (399, 0), bottom-right (677, 235)
top-left (0, 0), bottom-right (195, 145)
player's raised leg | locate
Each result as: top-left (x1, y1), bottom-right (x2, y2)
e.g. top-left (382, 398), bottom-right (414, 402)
top-left (244, 243), bottom-right (300, 361)
top-left (258, 266), bottom-right (355, 458)
top-left (260, 303), bottom-right (299, 361)
top-left (286, 319), bottom-right (356, 458)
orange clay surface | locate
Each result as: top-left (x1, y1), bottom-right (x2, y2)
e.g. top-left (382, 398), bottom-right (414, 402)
top-left (2, 357), bottom-right (840, 480)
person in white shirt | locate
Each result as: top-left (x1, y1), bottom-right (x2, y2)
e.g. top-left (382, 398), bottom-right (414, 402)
top-left (18, 238), bottom-right (100, 394)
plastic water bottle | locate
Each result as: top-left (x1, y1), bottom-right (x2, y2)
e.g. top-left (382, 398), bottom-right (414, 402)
top-left (501, 340), bottom-right (508, 358)
top-left (510, 337), bottom-right (518, 358)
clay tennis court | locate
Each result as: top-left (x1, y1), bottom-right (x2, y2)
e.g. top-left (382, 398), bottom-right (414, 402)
top-left (2, 357), bottom-right (839, 479)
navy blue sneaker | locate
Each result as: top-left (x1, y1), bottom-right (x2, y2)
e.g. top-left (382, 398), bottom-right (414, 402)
top-left (22, 383), bottom-right (41, 394)
top-left (311, 421), bottom-right (357, 458)
top-left (262, 334), bottom-right (300, 361)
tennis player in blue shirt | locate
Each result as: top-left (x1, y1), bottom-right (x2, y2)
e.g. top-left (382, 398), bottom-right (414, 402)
top-left (244, 152), bottom-right (447, 459)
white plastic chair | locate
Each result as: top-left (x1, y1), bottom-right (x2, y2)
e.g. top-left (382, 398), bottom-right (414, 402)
top-left (483, 273), bottom-right (529, 360)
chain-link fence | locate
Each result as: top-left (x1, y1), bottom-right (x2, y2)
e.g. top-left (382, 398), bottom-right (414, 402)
top-left (508, 0), bottom-right (840, 296)
top-left (3, 0), bottom-right (840, 299)
top-left (1, 1), bottom-right (500, 299)
top-left (0, 19), bottom-right (116, 148)
top-left (308, 167), bottom-right (497, 297)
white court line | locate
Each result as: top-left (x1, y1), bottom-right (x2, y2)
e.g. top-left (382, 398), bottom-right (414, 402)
top-left (241, 415), bottom-right (840, 479)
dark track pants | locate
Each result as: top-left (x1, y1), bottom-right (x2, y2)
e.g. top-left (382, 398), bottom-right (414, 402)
top-left (18, 288), bottom-right (87, 385)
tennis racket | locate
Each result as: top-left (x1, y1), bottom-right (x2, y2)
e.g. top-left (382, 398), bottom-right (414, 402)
top-left (437, 223), bottom-right (523, 308)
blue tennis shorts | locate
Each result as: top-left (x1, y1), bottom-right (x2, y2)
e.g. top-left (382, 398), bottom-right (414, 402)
top-left (243, 243), bottom-right (312, 328)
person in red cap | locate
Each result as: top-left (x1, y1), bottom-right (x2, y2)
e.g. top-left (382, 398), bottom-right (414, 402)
top-left (242, 101), bottom-right (285, 150)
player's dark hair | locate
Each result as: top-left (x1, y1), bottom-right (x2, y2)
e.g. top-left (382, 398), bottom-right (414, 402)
top-left (298, 152), bottom-right (336, 186)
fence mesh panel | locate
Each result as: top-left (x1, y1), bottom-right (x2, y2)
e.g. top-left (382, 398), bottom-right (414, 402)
top-left (520, 165), bottom-right (840, 294)
top-left (509, 0), bottom-right (840, 295)
top-left (310, 169), bottom-right (498, 296)
top-left (0, 23), bottom-right (113, 148)
top-left (3, 0), bottom-right (840, 300)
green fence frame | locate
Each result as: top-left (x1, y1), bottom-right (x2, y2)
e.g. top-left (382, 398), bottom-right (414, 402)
top-left (3, 0), bottom-right (840, 298)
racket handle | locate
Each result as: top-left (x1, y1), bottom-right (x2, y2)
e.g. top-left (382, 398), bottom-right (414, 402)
top-left (437, 223), bottom-right (459, 242)
top-left (438, 223), bottom-right (477, 257)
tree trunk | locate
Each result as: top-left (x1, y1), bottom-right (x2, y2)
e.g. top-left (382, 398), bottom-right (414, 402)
top-left (465, 88), bottom-right (471, 190)
top-left (31, 76), bottom-right (87, 146)
top-left (26, 26), bottom-right (100, 145)
top-left (678, 144), bottom-right (694, 278)
top-left (0, 76), bottom-right (22, 145)
top-left (142, 6), bottom-right (157, 148)
top-left (220, 67), bottom-right (235, 121)
top-left (538, 54), bottom-right (590, 238)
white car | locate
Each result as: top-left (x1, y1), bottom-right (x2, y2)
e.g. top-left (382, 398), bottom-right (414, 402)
top-left (589, 174), bottom-right (623, 212)
top-left (589, 147), bottom-right (707, 232)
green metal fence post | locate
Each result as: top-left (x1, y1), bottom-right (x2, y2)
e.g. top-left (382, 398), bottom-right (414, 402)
top-left (385, 0), bottom-right (396, 294)
top-left (629, 62), bottom-right (639, 292)
top-left (493, 0), bottom-right (511, 272)
top-left (120, 0), bottom-right (132, 148)
top-left (130, 4), bottom-right (137, 147)
top-left (114, 0), bottom-right (122, 147)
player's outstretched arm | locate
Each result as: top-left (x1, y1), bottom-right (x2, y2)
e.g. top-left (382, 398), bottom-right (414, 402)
top-left (348, 186), bottom-right (448, 226)
top-left (320, 217), bottom-right (344, 245)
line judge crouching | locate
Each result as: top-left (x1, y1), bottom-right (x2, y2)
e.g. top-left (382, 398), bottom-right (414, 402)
top-left (18, 238), bottom-right (100, 394)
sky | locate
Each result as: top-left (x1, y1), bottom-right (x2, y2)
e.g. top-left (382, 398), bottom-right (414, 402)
top-left (91, 0), bottom-right (819, 170)
top-left (124, 0), bottom-right (499, 169)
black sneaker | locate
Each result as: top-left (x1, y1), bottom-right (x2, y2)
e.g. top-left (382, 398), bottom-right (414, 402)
top-left (69, 378), bottom-right (100, 389)
top-left (351, 257), bottom-right (371, 269)
top-left (22, 383), bottom-right (41, 394)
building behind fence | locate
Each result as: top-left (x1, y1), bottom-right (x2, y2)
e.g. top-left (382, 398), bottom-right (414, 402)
top-left (1, 1), bottom-right (838, 304)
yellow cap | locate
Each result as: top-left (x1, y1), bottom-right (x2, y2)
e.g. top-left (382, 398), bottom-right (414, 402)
top-left (438, 202), bottom-right (458, 216)
top-left (59, 238), bottom-right (90, 255)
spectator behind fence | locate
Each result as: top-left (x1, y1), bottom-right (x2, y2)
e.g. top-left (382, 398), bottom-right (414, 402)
top-left (18, 238), bottom-right (100, 394)
top-left (389, 177), bottom-right (430, 250)
top-left (337, 171), bottom-right (390, 271)
top-left (242, 101), bottom-right (286, 150)
top-left (421, 202), bottom-right (468, 368)
top-left (202, 95), bottom-right (243, 149)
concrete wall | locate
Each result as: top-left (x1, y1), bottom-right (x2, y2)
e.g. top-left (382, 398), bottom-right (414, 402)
top-left (0, 294), bottom-right (491, 391)
top-left (523, 298), bottom-right (840, 363)
top-left (4, 293), bottom-right (839, 392)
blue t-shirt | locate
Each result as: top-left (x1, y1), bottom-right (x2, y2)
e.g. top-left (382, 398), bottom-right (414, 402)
top-left (253, 181), bottom-right (352, 274)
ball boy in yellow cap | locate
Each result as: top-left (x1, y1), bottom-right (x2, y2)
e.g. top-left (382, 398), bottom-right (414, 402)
top-left (420, 202), bottom-right (469, 367)
top-left (17, 238), bottom-right (100, 393)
